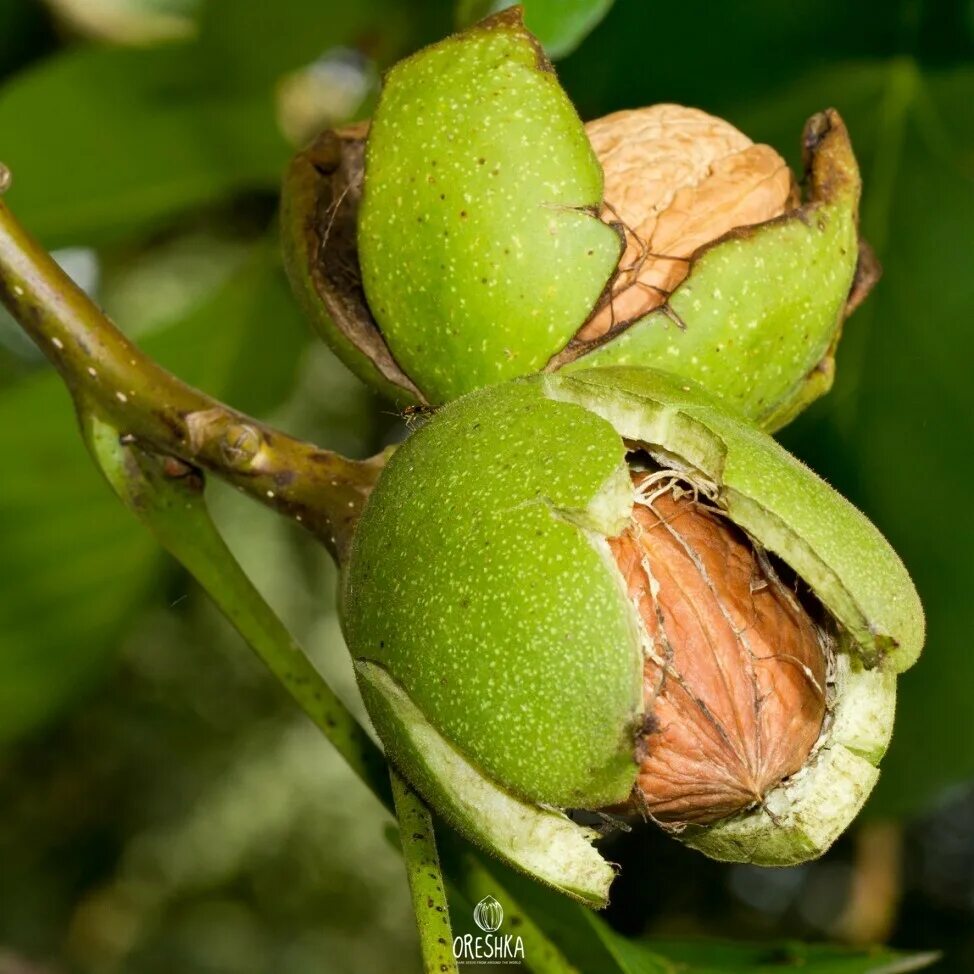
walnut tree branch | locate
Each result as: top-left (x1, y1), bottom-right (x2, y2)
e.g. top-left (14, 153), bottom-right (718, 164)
top-left (0, 177), bottom-right (386, 561)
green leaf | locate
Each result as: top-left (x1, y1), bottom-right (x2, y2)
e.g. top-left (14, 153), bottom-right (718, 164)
top-left (646, 938), bottom-right (939, 974)
top-left (0, 374), bottom-right (157, 742)
top-left (196, 0), bottom-right (416, 90)
top-left (456, 0), bottom-right (614, 59)
top-left (0, 43), bottom-right (288, 248)
top-left (206, 250), bottom-right (310, 417)
top-left (0, 253), bottom-right (307, 741)
top-left (554, 2), bottom-right (936, 121)
top-left (453, 854), bottom-right (643, 973)
top-left (0, 2), bottom-right (457, 252)
top-left (549, 906), bottom-right (936, 974)
top-left (460, 851), bottom-right (937, 973)
top-left (581, 912), bottom-right (672, 974)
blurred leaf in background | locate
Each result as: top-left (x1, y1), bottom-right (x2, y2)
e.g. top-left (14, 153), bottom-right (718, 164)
top-left (455, 0), bottom-right (615, 58)
top-left (0, 248), bottom-right (308, 742)
top-left (0, 3), bottom-right (413, 963)
top-left (0, 0), bottom-right (973, 971)
top-left (0, 0), bottom-right (452, 249)
top-left (0, 0), bottom-right (447, 741)
top-left (42, 0), bottom-right (199, 45)
top-left (646, 939), bottom-right (939, 973)
top-left (0, 43), bottom-right (286, 247)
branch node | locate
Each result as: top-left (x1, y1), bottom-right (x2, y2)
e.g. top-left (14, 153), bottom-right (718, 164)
top-left (220, 422), bottom-right (263, 469)
top-left (185, 406), bottom-right (225, 453)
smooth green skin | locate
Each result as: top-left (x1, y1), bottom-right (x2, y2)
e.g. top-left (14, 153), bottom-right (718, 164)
top-left (343, 367), bottom-right (923, 896)
top-left (565, 198), bottom-right (857, 432)
top-left (357, 10), bottom-right (621, 404)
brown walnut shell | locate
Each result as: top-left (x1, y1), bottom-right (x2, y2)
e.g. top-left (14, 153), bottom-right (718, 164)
top-left (609, 472), bottom-right (829, 825)
top-left (581, 105), bottom-right (795, 341)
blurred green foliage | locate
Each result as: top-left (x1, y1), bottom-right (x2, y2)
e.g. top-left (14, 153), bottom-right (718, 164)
top-left (0, 0), bottom-right (971, 971)
top-left (456, 0), bottom-right (614, 57)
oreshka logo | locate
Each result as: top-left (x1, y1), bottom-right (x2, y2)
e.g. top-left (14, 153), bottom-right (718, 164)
top-left (453, 895), bottom-right (525, 965)
top-left (473, 895), bottom-right (504, 932)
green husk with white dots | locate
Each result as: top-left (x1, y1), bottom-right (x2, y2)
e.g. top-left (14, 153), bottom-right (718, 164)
top-left (562, 113), bottom-right (865, 432)
top-left (342, 368), bottom-right (922, 904)
top-left (357, 9), bottom-right (621, 404)
top-left (286, 13), bottom-right (873, 427)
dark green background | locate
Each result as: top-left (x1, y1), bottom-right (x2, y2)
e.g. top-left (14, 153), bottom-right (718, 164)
top-left (0, 1), bottom-right (971, 971)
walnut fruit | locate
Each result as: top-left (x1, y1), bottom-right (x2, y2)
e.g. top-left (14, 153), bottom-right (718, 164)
top-left (282, 10), bottom-right (876, 429)
top-left (580, 105), bottom-right (794, 340)
top-left (342, 367), bottom-right (923, 906)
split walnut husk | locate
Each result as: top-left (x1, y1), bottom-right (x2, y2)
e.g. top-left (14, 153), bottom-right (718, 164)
top-left (579, 105), bottom-right (796, 340)
top-left (342, 367), bottom-right (923, 906)
top-left (282, 9), bottom-right (878, 426)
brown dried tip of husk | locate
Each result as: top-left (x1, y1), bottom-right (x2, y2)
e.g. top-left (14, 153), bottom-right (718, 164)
top-left (608, 472), bottom-right (829, 825)
top-left (581, 105), bottom-right (795, 341)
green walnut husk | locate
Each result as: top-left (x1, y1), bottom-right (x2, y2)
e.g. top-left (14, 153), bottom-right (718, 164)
top-left (282, 9), bottom-right (876, 428)
top-left (341, 367), bottom-right (923, 906)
